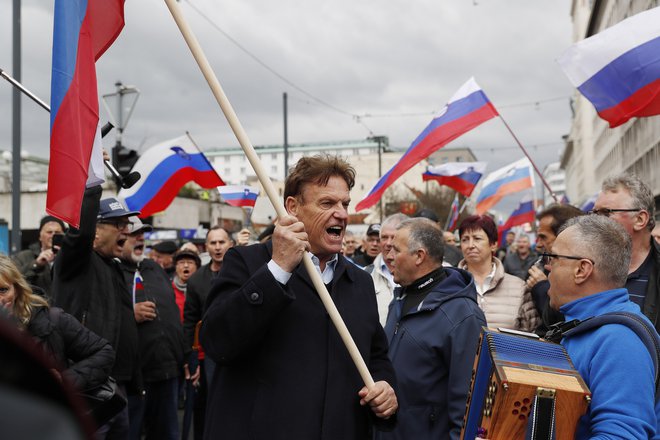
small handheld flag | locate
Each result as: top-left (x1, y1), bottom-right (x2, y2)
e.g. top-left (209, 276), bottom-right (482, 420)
top-left (423, 161), bottom-right (487, 197)
top-left (217, 185), bottom-right (260, 208)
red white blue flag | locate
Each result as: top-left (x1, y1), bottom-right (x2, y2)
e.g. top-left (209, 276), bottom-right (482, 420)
top-left (218, 185), bottom-right (260, 208)
top-left (356, 78), bottom-right (498, 211)
top-left (557, 7), bottom-right (660, 128)
top-left (423, 161), bottom-right (487, 197)
top-left (118, 135), bottom-right (225, 217)
top-left (446, 193), bottom-right (461, 231)
top-left (497, 195), bottom-right (535, 245)
top-left (49, 0), bottom-right (125, 228)
top-left (475, 158), bottom-right (533, 215)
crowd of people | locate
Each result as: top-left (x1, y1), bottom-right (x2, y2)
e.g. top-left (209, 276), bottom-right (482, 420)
top-left (2, 153), bottom-right (660, 440)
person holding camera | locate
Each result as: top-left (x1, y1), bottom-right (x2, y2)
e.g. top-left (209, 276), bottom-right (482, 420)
top-left (12, 215), bottom-right (66, 297)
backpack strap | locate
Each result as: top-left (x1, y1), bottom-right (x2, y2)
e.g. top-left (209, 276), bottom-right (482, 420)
top-left (546, 312), bottom-right (660, 397)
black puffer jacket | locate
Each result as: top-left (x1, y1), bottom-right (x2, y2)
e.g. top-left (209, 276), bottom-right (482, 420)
top-left (28, 306), bottom-right (115, 390)
top-left (119, 259), bottom-right (184, 382)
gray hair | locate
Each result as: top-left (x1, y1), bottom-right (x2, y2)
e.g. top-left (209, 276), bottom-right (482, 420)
top-left (397, 218), bottom-right (444, 264)
top-left (602, 173), bottom-right (655, 230)
top-left (381, 213), bottom-right (409, 234)
top-left (559, 215), bottom-right (631, 287)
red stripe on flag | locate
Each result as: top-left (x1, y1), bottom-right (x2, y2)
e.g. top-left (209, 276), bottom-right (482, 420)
top-left (598, 78), bottom-right (660, 128)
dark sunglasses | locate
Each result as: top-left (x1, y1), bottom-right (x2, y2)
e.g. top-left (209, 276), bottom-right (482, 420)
top-left (588, 208), bottom-right (641, 217)
top-left (539, 252), bottom-right (595, 266)
top-left (98, 218), bottom-right (130, 230)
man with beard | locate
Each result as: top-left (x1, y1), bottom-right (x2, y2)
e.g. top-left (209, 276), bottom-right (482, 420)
top-left (117, 217), bottom-right (184, 440)
top-left (52, 187), bottom-right (140, 439)
top-left (201, 155), bottom-right (397, 440)
top-left (182, 225), bottom-right (234, 439)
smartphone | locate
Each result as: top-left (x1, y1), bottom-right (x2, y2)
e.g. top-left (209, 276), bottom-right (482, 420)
top-left (52, 233), bottom-right (64, 253)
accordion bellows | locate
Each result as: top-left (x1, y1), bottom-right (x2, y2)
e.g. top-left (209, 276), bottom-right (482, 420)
top-left (461, 328), bottom-right (591, 440)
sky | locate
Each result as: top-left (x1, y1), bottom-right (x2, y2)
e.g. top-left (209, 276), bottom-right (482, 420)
top-left (1, 0), bottom-right (575, 214)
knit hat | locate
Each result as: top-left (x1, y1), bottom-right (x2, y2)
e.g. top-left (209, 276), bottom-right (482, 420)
top-left (39, 215), bottom-right (66, 232)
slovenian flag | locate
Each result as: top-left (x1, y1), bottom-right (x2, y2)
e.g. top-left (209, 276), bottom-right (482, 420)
top-left (446, 193), bottom-right (461, 231)
top-left (557, 6), bottom-right (660, 128)
top-left (48, 0), bottom-right (125, 228)
top-left (118, 135), bottom-right (225, 217)
top-left (497, 195), bottom-right (535, 245)
top-left (423, 161), bottom-right (487, 197)
top-left (218, 185), bottom-right (260, 208)
top-left (355, 78), bottom-right (498, 211)
top-left (475, 158), bottom-right (533, 215)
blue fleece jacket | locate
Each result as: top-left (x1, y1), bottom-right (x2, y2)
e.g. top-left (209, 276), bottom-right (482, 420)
top-left (377, 267), bottom-right (486, 440)
top-left (561, 288), bottom-right (659, 439)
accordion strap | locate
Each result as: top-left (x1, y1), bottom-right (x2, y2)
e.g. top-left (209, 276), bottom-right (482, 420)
top-left (525, 389), bottom-right (556, 440)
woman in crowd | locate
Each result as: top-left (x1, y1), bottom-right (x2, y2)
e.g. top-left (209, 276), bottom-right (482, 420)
top-left (0, 254), bottom-right (114, 391)
top-left (457, 215), bottom-right (539, 331)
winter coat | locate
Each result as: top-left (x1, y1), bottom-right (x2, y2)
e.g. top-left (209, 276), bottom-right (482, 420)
top-left (182, 262), bottom-right (217, 359)
top-left (28, 306), bottom-right (114, 391)
top-left (369, 254), bottom-right (397, 326)
top-left (51, 185), bottom-right (139, 383)
top-left (12, 242), bottom-right (54, 296)
top-left (200, 242), bottom-right (397, 440)
top-left (459, 257), bottom-right (532, 330)
top-left (378, 267), bottom-right (485, 440)
top-left (642, 239), bottom-right (660, 334)
top-left (119, 259), bottom-right (184, 383)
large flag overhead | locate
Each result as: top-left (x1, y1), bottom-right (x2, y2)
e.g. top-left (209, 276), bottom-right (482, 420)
top-left (355, 78), bottom-right (498, 211)
top-left (218, 185), bottom-right (260, 208)
top-left (423, 161), bottom-right (487, 197)
top-left (557, 7), bottom-right (660, 128)
top-left (118, 135), bottom-right (225, 217)
top-left (48, 0), bottom-right (125, 228)
top-left (475, 158), bottom-right (533, 215)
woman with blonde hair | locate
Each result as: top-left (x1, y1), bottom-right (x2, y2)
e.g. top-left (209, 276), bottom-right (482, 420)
top-left (0, 254), bottom-right (114, 391)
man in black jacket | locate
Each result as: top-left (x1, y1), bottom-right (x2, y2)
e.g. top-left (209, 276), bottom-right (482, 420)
top-left (201, 155), bottom-right (397, 440)
top-left (52, 186), bottom-right (140, 439)
top-left (119, 217), bottom-right (184, 440)
top-left (182, 225), bottom-right (234, 440)
top-left (12, 215), bottom-right (65, 296)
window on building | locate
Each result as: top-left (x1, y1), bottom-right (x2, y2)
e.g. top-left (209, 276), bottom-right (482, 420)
top-left (271, 165), bottom-right (277, 174)
top-left (240, 167), bottom-right (245, 175)
top-left (272, 153), bottom-right (277, 160)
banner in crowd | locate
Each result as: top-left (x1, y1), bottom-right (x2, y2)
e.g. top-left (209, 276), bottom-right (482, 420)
top-left (118, 135), bottom-right (225, 217)
top-left (475, 158), bottom-right (533, 215)
top-left (356, 77), bottom-right (498, 211)
top-left (48, 0), bottom-right (126, 227)
top-left (218, 185), bottom-right (260, 208)
top-left (423, 161), bottom-right (487, 197)
top-left (557, 7), bottom-right (660, 128)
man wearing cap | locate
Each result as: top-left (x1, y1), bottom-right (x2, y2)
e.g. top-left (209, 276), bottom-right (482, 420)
top-left (353, 224), bottom-right (381, 267)
top-left (119, 217), bottom-right (185, 440)
top-left (12, 215), bottom-right (65, 296)
top-left (150, 241), bottom-right (178, 280)
top-left (172, 249), bottom-right (201, 322)
top-left (52, 186), bottom-right (140, 439)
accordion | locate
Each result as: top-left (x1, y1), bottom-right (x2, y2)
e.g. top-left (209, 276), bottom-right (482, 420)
top-left (460, 328), bottom-right (591, 440)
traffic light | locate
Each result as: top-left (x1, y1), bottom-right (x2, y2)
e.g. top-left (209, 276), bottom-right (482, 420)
top-left (112, 145), bottom-right (139, 177)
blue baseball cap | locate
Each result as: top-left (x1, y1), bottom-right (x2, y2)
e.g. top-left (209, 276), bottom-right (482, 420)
top-left (98, 197), bottom-right (140, 220)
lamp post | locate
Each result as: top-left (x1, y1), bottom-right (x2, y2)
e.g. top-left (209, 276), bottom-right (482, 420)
top-left (368, 135), bottom-right (388, 222)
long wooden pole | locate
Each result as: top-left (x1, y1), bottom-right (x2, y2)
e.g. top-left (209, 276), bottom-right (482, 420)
top-left (163, 0), bottom-right (375, 389)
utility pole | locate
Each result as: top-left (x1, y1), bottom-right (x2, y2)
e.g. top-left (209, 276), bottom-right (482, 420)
top-left (11, 0), bottom-right (21, 253)
top-left (283, 92), bottom-right (288, 179)
top-left (368, 135), bottom-right (388, 222)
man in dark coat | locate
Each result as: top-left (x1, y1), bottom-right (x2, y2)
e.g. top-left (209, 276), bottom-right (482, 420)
top-left (201, 155), bottom-right (398, 440)
top-left (12, 215), bottom-right (65, 296)
top-left (119, 217), bottom-right (184, 440)
top-left (378, 218), bottom-right (485, 440)
top-left (52, 186), bottom-right (140, 439)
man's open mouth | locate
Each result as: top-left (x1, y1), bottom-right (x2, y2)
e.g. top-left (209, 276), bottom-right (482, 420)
top-left (327, 226), bottom-right (343, 236)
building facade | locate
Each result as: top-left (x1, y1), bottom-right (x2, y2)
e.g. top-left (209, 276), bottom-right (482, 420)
top-left (561, 0), bottom-right (660, 217)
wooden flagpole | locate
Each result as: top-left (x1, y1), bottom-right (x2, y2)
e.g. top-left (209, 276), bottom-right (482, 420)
top-left (163, 0), bottom-right (375, 389)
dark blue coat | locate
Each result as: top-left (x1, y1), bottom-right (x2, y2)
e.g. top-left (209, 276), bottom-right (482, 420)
top-left (200, 242), bottom-right (396, 440)
top-left (378, 267), bottom-right (485, 440)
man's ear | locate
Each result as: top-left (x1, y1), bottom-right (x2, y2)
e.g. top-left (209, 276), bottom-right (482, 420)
top-left (633, 209), bottom-right (650, 232)
top-left (415, 248), bottom-right (427, 267)
top-left (573, 259), bottom-right (594, 285)
top-left (285, 196), bottom-right (299, 216)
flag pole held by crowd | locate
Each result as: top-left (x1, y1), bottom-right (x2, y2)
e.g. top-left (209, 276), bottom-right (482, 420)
top-left (162, 0), bottom-right (376, 389)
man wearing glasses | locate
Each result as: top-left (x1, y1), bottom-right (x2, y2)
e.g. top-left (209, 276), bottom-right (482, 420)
top-left (52, 186), bottom-right (141, 439)
top-left (544, 215), bottom-right (659, 439)
top-left (591, 174), bottom-right (660, 333)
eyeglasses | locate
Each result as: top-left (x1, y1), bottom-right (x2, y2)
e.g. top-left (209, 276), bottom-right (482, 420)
top-left (540, 252), bottom-right (595, 266)
top-left (98, 219), bottom-right (131, 230)
top-left (588, 208), bottom-right (641, 217)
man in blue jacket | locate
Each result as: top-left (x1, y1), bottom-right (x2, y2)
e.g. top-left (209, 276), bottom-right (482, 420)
top-left (545, 215), bottom-right (659, 439)
top-left (378, 217), bottom-right (486, 440)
